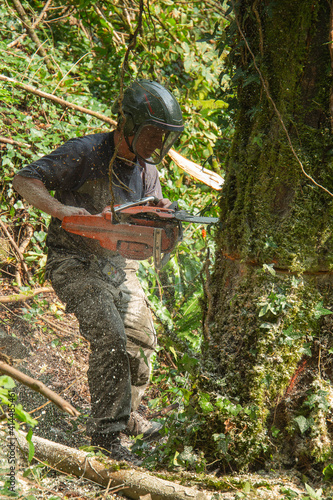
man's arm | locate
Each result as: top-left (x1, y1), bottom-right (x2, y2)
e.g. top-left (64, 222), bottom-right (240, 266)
top-left (12, 175), bottom-right (90, 221)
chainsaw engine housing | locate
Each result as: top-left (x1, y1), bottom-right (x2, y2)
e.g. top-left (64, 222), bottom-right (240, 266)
top-left (62, 205), bottom-right (182, 263)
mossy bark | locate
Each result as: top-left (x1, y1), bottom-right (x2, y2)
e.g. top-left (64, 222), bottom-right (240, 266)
top-left (206, 0), bottom-right (333, 470)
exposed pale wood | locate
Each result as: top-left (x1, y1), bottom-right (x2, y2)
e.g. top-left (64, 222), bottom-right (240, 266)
top-left (0, 361), bottom-right (80, 417)
top-left (16, 432), bottom-right (212, 500)
top-left (168, 149), bottom-right (224, 191)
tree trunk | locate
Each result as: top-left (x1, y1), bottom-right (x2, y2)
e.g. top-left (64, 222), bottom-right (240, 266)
top-left (206, 0), bottom-right (333, 471)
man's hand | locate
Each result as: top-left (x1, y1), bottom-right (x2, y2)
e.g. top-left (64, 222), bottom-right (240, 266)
top-left (155, 198), bottom-right (172, 208)
top-left (12, 176), bottom-right (91, 221)
top-left (55, 206), bottom-right (91, 221)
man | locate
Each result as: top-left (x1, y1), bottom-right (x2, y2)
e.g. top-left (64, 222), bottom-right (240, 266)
top-left (13, 79), bottom-right (184, 465)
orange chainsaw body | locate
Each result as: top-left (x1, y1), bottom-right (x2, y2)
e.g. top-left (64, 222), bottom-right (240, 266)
top-left (62, 205), bottom-right (181, 261)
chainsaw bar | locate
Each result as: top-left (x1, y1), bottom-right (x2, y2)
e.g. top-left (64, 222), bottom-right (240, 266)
top-left (173, 210), bottom-right (219, 224)
top-left (121, 206), bottom-right (219, 225)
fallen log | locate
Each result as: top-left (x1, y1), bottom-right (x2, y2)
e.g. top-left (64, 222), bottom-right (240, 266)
top-left (16, 432), bottom-right (212, 500)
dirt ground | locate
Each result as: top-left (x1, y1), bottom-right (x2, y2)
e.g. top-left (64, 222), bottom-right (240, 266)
top-left (0, 278), bottom-right (331, 500)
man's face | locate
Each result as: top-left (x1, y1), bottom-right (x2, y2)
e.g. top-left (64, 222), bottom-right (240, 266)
top-left (133, 125), bottom-right (166, 162)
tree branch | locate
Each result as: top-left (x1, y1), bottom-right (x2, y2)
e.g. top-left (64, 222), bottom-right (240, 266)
top-left (0, 218), bottom-right (30, 282)
top-left (0, 287), bottom-right (53, 304)
top-left (0, 74), bottom-right (117, 127)
top-left (0, 136), bottom-right (31, 148)
top-left (10, 0), bottom-right (54, 73)
top-left (7, 0), bottom-right (53, 49)
top-left (0, 361), bottom-right (80, 417)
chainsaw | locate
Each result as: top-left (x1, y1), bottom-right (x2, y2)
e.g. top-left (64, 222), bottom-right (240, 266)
top-left (62, 196), bottom-right (219, 268)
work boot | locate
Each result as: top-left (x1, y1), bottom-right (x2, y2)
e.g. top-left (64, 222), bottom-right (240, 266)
top-left (124, 411), bottom-right (163, 441)
top-left (91, 433), bottom-right (142, 466)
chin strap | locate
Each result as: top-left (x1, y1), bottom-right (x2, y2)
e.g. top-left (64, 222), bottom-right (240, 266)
top-left (124, 134), bottom-right (135, 155)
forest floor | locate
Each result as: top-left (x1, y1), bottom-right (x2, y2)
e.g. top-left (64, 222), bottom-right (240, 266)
top-left (0, 277), bottom-right (330, 500)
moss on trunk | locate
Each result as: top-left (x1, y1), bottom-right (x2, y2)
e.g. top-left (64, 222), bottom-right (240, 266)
top-left (204, 0), bottom-right (333, 471)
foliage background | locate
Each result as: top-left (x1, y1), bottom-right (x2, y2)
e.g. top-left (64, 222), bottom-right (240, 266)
top-left (2, 2), bottom-right (333, 499)
top-left (0, 0), bottom-right (228, 474)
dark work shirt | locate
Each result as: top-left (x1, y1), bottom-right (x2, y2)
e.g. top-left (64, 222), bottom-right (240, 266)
top-left (17, 132), bottom-right (163, 260)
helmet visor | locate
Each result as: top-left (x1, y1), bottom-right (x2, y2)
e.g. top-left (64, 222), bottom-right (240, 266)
top-left (132, 124), bottom-right (181, 165)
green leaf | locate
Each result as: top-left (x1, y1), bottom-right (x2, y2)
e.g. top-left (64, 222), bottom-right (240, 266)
top-left (294, 415), bottom-right (309, 434)
top-left (305, 483), bottom-right (323, 499)
top-left (314, 301), bottom-right (333, 319)
top-left (243, 482), bottom-right (251, 493)
top-left (26, 428), bottom-right (35, 462)
top-left (139, 347), bottom-right (149, 367)
top-left (14, 405), bottom-right (38, 427)
top-left (199, 393), bottom-right (214, 413)
top-left (0, 376), bottom-right (16, 389)
top-left (199, 401), bottom-right (214, 413)
top-left (259, 304), bottom-right (269, 317)
top-left (323, 464), bottom-right (333, 481)
top-left (262, 263), bottom-right (276, 275)
top-left (169, 346), bottom-right (178, 361)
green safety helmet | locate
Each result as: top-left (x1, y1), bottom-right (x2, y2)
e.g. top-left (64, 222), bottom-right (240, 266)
top-left (112, 79), bottom-right (184, 164)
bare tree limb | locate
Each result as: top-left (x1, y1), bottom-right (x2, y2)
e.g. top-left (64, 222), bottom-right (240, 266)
top-left (7, 0), bottom-right (53, 49)
top-left (10, 0), bottom-right (54, 73)
top-left (0, 287), bottom-right (53, 304)
top-left (0, 218), bottom-right (30, 282)
top-left (18, 225), bottom-right (34, 255)
top-left (147, 402), bottom-right (179, 419)
top-left (15, 225), bottom-right (34, 285)
top-left (0, 136), bottom-right (30, 148)
top-left (16, 432), bottom-right (212, 500)
top-left (0, 361), bottom-right (80, 417)
top-left (0, 74), bottom-right (116, 127)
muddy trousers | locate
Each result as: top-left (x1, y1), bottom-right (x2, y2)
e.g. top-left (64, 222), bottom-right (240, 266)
top-left (48, 256), bottom-right (157, 437)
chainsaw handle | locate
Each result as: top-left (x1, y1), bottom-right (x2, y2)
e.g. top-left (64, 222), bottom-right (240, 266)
top-left (113, 196), bottom-right (158, 213)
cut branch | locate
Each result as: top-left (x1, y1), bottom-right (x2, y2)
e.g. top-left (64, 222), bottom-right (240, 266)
top-left (0, 361), bottom-right (80, 417)
top-left (16, 432), bottom-right (212, 500)
top-left (168, 149), bottom-right (224, 190)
